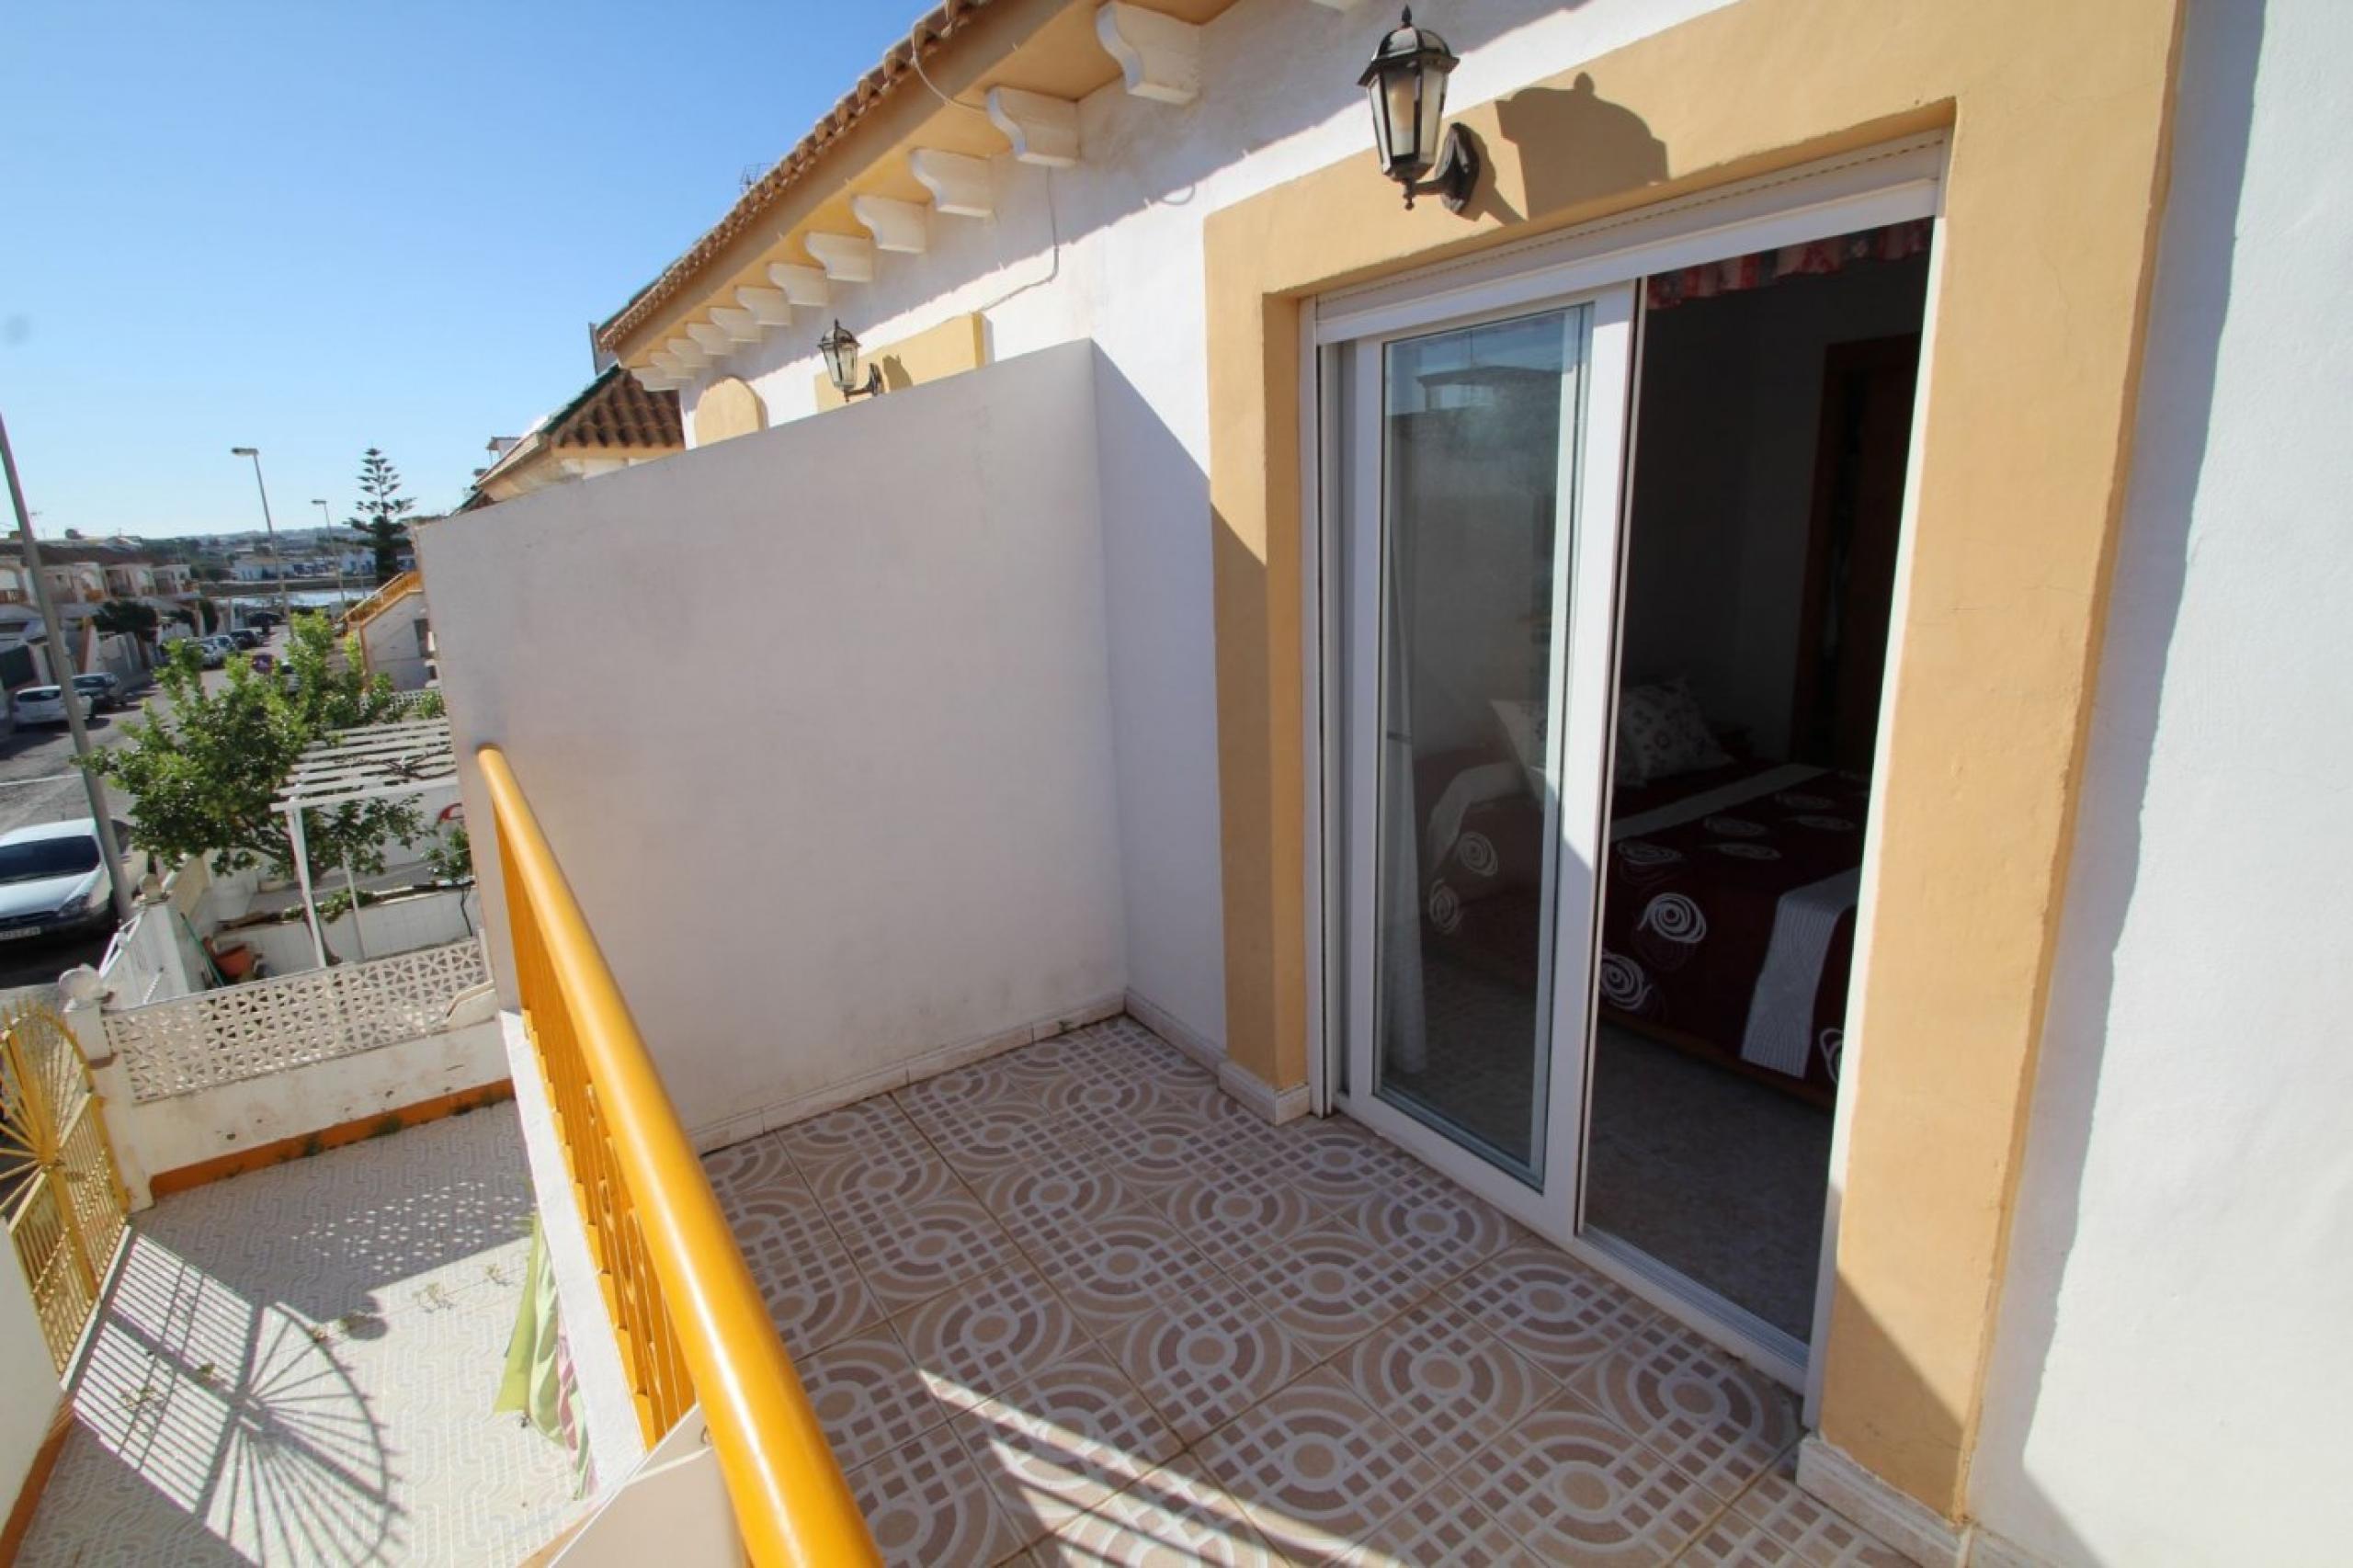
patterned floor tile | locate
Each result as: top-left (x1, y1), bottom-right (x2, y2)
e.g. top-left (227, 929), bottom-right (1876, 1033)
top-left (1192, 1368), bottom-right (1444, 1564)
top-left (715, 1019), bottom-right (1831, 1564)
top-left (1098, 1276), bottom-right (1316, 1444)
top-left (1331, 1480), bottom-right (1544, 1567)
top-left (1466, 1396), bottom-right (1721, 1562)
top-left (1331, 1298), bottom-right (1557, 1473)
top-left (845, 1188), bottom-right (1027, 1312)
top-left (908, 1095), bottom-right (1098, 1181)
top-left (1346, 1180), bottom-right (1520, 1284)
top-left (1446, 1241), bottom-right (1659, 1381)
top-left (702, 1131), bottom-right (803, 1203)
top-left (1043, 1452), bottom-right (1287, 1568)
top-left (1679, 1453), bottom-right (1911, 1566)
top-left (800, 1324), bottom-right (957, 1469)
top-left (1569, 1316), bottom-right (1801, 1500)
top-left (778, 1095), bottom-right (936, 1176)
top-left (1158, 1168), bottom-right (1343, 1271)
top-left (1220, 1227), bottom-right (1436, 1358)
top-left (849, 1418), bottom-right (1029, 1568)
top-left (1275, 1117), bottom-right (1442, 1208)
top-left (898, 1264), bottom-right (1099, 1413)
top-left (1036, 1209), bottom-right (1233, 1334)
top-left (974, 1147), bottom-right (1157, 1256)
top-left (723, 1176), bottom-right (886, 1357)
top-left (960, 1346), bottom-right (1183, 1540)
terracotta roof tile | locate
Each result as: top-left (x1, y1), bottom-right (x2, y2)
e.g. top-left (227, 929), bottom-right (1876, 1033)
top-left (551, 367), bottom-right (684, 451)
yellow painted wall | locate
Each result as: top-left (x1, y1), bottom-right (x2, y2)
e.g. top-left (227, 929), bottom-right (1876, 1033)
top-left (812, 312), bottom-right (987, 411)
top-left (693, 377), bottom-right (768, 445)
top-left (1202, 0), bottom-right (2183, 1520)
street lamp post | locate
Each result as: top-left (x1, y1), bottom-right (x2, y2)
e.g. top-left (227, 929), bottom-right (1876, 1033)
top-left (0, 409), bottom-right (138, 925)
top-left (229, 446), bottom-right (294, 631)
top-left (311, 499), bottom-right (349, 618)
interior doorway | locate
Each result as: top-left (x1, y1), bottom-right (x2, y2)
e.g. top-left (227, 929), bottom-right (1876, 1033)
top-left (1317, 190), bottom-right (1935, 1381)
top-left (1584, 230), bottom-right (1929, 1347)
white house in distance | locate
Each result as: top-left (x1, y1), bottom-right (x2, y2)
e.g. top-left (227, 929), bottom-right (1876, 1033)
top-left (4, 2), bottom-right (2324, 1564)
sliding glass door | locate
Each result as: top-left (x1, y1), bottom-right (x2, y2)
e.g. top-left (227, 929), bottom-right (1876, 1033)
top-left (1332, 284), bottom-right (1634, 1238)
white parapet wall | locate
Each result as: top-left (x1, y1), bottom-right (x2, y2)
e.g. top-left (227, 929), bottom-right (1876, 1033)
top-left (92, 937), bottom-right (503, 1204)
top-left (419, 341), bottom-right (1129, 1144)
top-left (0, 1234), bottom-right (63, 1540)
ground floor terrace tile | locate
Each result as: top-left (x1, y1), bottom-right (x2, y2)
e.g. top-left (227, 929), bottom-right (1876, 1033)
top-left (20, 1104), bottom-right (580, 1566)
top-left (708, 1017), bottom-right (1907, 1566)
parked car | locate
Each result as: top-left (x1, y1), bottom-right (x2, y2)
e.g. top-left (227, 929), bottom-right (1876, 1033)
top-left (0, 818), bottom-right (147, 940)
top-left (229, 629), bottom-right (261, 651)
top-left (70, 672), bottom-right (123, 712)
top-left (191, 635), bottom-right (233, 668)
top-left (10, 685), bottom-right (90, 727)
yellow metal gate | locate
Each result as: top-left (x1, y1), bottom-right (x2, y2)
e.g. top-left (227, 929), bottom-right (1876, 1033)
top-left (1, 1003), bottom-right (128, 1370)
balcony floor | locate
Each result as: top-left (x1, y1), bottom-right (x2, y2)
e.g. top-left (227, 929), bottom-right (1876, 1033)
top-left (705, 1017), bottom-right (1906, 1566)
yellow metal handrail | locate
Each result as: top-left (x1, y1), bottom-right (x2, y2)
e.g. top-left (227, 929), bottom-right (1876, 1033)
top-left (478, 746), bottom-right (877, 1567)
top-left (340, 568), bottom-right (421, 636)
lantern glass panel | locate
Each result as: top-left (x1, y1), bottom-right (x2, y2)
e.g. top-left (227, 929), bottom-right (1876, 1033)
top-left (1414, 63), bottom-right (1447, 173)
top-left (1386, 70), bottom-right (1427, 174)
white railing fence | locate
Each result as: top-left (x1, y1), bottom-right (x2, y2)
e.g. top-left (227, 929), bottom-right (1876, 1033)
top-left (106, 935), bottom-right (490, 1102)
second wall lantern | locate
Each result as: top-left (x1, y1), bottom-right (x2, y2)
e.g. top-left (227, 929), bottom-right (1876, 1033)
top-left (819, 320), bottom-right (884, 399)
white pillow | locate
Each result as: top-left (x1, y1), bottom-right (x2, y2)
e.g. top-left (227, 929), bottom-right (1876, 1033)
top-left (1617, 679), bottom-right (1730, 783)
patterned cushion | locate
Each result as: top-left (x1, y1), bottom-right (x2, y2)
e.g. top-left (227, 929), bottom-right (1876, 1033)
top-left (1616, 679), bottom-right (1730, 784)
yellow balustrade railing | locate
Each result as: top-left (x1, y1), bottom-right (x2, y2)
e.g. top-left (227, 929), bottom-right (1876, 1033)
top-left (478, 746), bottom-right (877, 1568)
top-left (340, 568), bottom-right (421, 637)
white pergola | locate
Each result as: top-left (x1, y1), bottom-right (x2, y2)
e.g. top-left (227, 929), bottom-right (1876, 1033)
top-left (270, 716), bottom-right (458, 968)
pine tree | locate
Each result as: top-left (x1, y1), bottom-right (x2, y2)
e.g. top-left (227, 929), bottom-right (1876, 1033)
top-left (346, 448), bottom-right (415, 584)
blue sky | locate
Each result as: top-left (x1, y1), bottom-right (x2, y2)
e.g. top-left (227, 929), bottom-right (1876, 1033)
top-left (0, 1), bottom-right (920, 539)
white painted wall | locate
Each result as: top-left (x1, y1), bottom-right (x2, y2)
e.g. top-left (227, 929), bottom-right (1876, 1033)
top-left (234, 888), bottom-right (479, 974)
top-left (668, 0), bottom-right (1733, 1054)
top-left (1971, 4), bottom-right (2353, 1564)
top-left (420, 341), bottom-right (1127, 1142)
top-left (97, 1016), bottom-right (505, 1208)
top-left (0, 1236), bottom-right (61, 1536)
top-left (359, 592), bottom-right (432, 691)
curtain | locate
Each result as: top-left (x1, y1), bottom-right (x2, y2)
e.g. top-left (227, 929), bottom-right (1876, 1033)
top-left (1645, 218), bottom-right (1932, 312)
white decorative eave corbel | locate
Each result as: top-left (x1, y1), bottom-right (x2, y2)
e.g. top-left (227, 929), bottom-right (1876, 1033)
top-left (631, 366), bottom-right (684, 392)
top-left (849, 194), bottom-right (929, 255)
top-left (648, 349), bottom-right (689, 378)
top-left (1096, 2), bottom-right (1201, 105)
top-left (985, 86), bottom-right (1081, 167)
top-left (802, 233), bottom-right (875, 283)
top-left (708, 306), bottom-right (764, 344)
top-left (735, 286), bottom-right (793, 326)
top-left (684, 322), bottom-right (733, 358)
top-left (665, 335), bottom-right (711, 369)
top-left (767, 262), bottom-right (832, 306)
top-left (908, 149), bottom-right (994, 219)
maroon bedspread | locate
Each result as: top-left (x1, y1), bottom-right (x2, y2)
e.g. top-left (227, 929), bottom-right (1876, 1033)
top-left (1416, 756), bottom-right (1866, 1094)
top-left (1597, 762), bottom-right (1868, 1091)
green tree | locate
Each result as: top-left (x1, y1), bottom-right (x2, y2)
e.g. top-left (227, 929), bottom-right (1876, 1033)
top-left (92, 597), bottom-right (161, 649)
top-left (83, 614), bottom-right (426, 882)
top-left (346, 448), bottom-right (415, 584)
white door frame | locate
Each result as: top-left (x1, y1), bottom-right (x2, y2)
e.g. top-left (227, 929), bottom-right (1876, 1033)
top-left (1298, 133), bottom-right (1949, 1400)
top-left (1332, 285), bottom-right (1634, 1242)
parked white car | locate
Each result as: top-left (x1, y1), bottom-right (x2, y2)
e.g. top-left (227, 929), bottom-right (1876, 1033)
top-left (11, 685), bottom-right (91, 727)
top-left (0, 819), bottom-right (146, 941)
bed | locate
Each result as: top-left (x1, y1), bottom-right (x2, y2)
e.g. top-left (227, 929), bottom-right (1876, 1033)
top-left (1417, 745), bottom-right (1864, 1104)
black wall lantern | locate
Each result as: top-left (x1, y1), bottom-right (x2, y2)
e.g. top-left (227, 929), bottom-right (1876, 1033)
top-left (818, 319), bottom-right (883, 399)
top-left (1359, 8), bottom-right (1479, 212)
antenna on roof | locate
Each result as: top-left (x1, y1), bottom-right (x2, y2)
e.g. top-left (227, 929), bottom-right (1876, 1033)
top-left (740, 162), bottom-right (767, 192)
